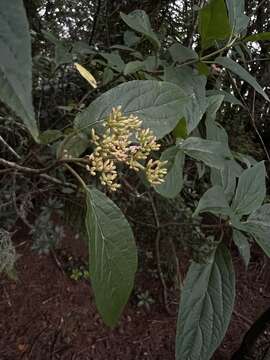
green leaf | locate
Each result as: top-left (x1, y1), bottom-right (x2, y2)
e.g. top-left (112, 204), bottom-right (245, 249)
top-left (85, 188), bottom-right (137, 327)
top-left (155, 147), bottom-right (185, 198)
top-left (193, 185), bottom-right (232, 217)
top-left (75, 80), bottom-right (190, 140)
top-left (225, 0), bottom-right (249, 34)
top-left (120, 10), bottom-right (160, 49)
top-left (176, 244), bottom-right (235, 360)
top-left (124, 60), bottom-right (145, 75)
top-left (179, 137), bottom-right (228, 169)
top-left (124, 30), bottom-right (141, 47)
top-left (57, 132), bottom-right (89, 158)
top-left (232, 229), bottom-right (250, 268)
top-left (102, 68), bottom-right (114, 85)
top-left (244, 32), bottom-right (270, 42)
top-left (168, 43), bottom-right (198, 63)
top-left (199, 0), bottom-right (231, 49)
top-left (100, 52), bottom-right (125, 73)
top-left (55, 43), bottom-right (73, 66)
top-left (244, 204), bottom-right (270, 257)
top-left (215, 57), bottom-right (269, 101)
top-left (0, 0), bottom-right (39, 141)
top-left (39, 130), bottom-right (63, 144)
top-left (173, 118), bottom-right (188, 139)
top-left (164, 67), bottom-right (208, 133)
top-left (205, 95), bottom-right (242, 199)
top-left (206, 90), bottom-right (243, 106)
top-left (232, 161), bottom-right (266, 217)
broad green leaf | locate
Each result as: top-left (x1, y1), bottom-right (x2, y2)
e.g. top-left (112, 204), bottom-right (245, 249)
top-left (215, 57), bottom-right (269, 101)
top-left (0, 0), bottom-right (39, 141)
top-left (233, 229), bottom-right (250, 268)
top-left (165, 67), bottom-right (208, 133)
top-left (85, 188), bottom-right (137, 326)
top-left (100, 52), bottom-right (125, 73)
top-left (244, 32), bottom-right (270, 42)
top-left (124, 30), bottom-right (141, 47)
top-left (168, 43), bottom-right (198, 63)
top-left (179, 137), bottom-right (228, 169)
top-left (206, 90), bottom-right (243, 106)
top-left (120, 10), bottom-right (160, 49)
top-left (176, 244), bottom-right (235, 360)
top-left (198, 0), bottom-right (231, 49)
top-left (244, 204), bottom-right (270, 257)
top-left (232, 161), bottom-right (266, 217)
top-left (155, 146), bottom-right (185, 198)
top-left (193, 185), bottom-right (232, 217)
top-left (75, 80), bottom-right (190, 140)
top-left (225, 0), bottom-right (249, 34)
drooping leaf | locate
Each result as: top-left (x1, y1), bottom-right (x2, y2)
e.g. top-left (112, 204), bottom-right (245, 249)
top-left (155, 147), bottom-right (185, 198)
top-left (75, 63), bottom-right (97, 88)
top-left (193, 185), bottom-right (232, 217)
top-left (225, 0), bottom-right (249, 34)
top-left (215, 57), bottom-right (269, 101)
top-left (176, 244), bottom-right (235, 360)
top-left (232, 161), bottom-right (266, 217)
top-left (168, 43), bottom-right (198, 63)
top-left (244, 32), bottom-right (270, 42)
top-left (164, 67), bottom-right (208, 133)
top-left (233, 229), bottom-right (250, 268)
top-left (120, 10), bottom-right (160, 49)
top-left (85, 188), bottom-right (137, 327)
top-left (0, 0), bottom-right (39, 141)
top-left (198, 0), bottom-right (231, 49)
top-left (179, 137), bottom-right (228, 169)
top-left (75, 80), bottom-right (190, 140)
top-left (244, 204), bottom-right (270, 257)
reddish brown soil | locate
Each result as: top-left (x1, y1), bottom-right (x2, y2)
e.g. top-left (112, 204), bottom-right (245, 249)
top-left (0, 225), bottom-right (270, 360)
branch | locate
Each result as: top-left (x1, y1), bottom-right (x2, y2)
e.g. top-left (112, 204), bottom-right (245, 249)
top-left (0, 158), bottom-right (77, 190)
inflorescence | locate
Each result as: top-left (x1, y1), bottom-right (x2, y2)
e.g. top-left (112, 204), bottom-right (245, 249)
top-left (85, 106), bottom-right (167, 191)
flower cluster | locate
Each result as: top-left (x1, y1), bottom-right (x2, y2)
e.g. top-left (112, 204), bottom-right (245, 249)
top-left (86, 106), bottom-right (167, 191)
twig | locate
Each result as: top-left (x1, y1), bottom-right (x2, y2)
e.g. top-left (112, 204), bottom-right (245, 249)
top-left (0, 158), bottom-right (77, 190)
top-left (0, 136), bottom-right (21, 160)
top-left (149, 193), bottom-right (172, 315)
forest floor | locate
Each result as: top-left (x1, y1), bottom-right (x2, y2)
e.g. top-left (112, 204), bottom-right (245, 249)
top-left (0, 220), bottom-right (270, 360)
